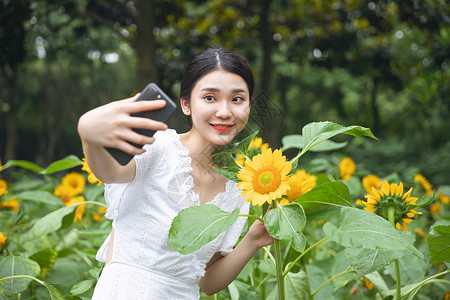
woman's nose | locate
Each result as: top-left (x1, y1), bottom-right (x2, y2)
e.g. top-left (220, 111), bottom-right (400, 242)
top-left (216, 101), bottom-right (232, 118)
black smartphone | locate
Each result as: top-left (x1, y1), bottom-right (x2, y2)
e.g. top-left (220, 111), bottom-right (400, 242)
top-left (106, 83), bottom-right (177, 165)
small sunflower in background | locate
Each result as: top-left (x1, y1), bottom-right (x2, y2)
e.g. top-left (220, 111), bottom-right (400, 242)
top-left (362, 174), bottom-right (382, 193)
top-left (0, 232), bottom-right (6, 248)
top-left (1, 198), bottom-right (20, 213)
top-left (280, 170), bottom-right (317, 205)
top-left (61, 172), bottom-right (86, 195)
top-left (65, 196), bottom-right (86, 223)
top-left (235, 136), bottom-right (269, 166)
top-left (414, 174), bottom-right (433, 195)
top-left (339, 157), bottom-right (355, 181)
top-left (0, 179), bottom-right (8, 197)
top-left (237, 148), bottom-right (292, 206)
top-left (81, 158), bottom-right (103, 186)
top-left (363, 181), bottom-right (422, 231)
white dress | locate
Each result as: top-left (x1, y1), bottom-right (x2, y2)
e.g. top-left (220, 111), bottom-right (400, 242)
top-left (92, 129), bottom-right (250, 299)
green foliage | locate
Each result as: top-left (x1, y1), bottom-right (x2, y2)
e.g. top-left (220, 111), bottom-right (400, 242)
top-left (168, 205), bottom-right (240, 254)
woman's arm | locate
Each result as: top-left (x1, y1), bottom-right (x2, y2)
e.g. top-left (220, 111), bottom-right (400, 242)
top-left (199, 220), bottom-right (274, 296)
top-left (77, 94), bottom-right (168, 183)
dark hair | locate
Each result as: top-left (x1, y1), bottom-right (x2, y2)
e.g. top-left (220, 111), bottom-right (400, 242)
top-left (180, 48), bottom-right (254, 101)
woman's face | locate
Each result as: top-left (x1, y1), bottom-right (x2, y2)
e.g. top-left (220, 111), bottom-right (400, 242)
top-left (181, 70), bottom-right (251, 146)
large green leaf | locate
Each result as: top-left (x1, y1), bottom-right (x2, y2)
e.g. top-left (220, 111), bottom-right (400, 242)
top-left (386, 253), bottom-right (427, 285)
top-left (168, 205), bottom-right (239, 254)
top-left (29, 248), bottom-right (58, 276)
top-left (0, 160), bottom-right (44, 173)
top-left (345, 248), bottom-right (405, 276)
top-left (0, 256), bottom-right (40, 297)
top-left (298, 121), bottom-right (377, 157)
top-left (264, 203), bottom-right (306, 252)
top-left (306, 264), bottom-right (334, 299)
top-left (323, 207), bottom-right (424, 259)
top-left (19, 205), bottom-right (76, 248)
top-left (40, 155), bottom-right (83, 175)
top-left (70, 279), bottom-right (96, 295)
top-left (427, 220), bottom-right (450, 263)
top-left (16, 191), bottom-right (64, 207)
top-left (295, 181), bottom-right (352, 220)
top-left (281, 134), bottom-right (348, 152)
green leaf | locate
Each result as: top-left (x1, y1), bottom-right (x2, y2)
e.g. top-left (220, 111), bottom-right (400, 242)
top-left (233, 130), bottom-right (259, 157)
top-left (345, 248), bottom-right (405, 276)
top-left (40, 155), bottom-right (83, 175)
top-left (407, 192), bottom-right (435, 209)
top-left (42, 283), bottom-right (64, 300)
top-left (228, 280), bottom-right (256, 300)
top-left (0, 160), bottom-right (44, 173)
top-left (264, 203), bottom-right (306, 252)
top-left (0, 256), bottom-right (40, 297)
top-left (298, 121), bottom-right (377, 158)
top-left (284, 270), bottom-right (308, 300)
top-left (29, 248), bottom-right (58, 275)
top-left (70, 279), bottom-right (96, 295)
top-left (19, 205), bottom-right (77, 246)
top-left (16, 191), bottom-right (64, 207)
top-left (386, 253), bottom-right (426, 285)
top-left (168, 205), bottom-right (239, 254)
top-left (323, 207), bottom-right (424, 259)
top-left (295, 181), bottom-right (352, 220)
top-left (427, 220), bottom-right (450, 263)
top-left (306, 264), bottom-right (334, 299)
top-left (281, 134), bottom-right (347, 152)
top-left (211, 165), bottom-right (240, 183)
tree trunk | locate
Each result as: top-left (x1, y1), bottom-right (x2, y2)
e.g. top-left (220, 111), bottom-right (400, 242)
top-left (3, 69), bottom-right (18, 162)
top-left (135, 0), bottom-right (158, 89)
top-left (371, 79), bottom-right (379, 135)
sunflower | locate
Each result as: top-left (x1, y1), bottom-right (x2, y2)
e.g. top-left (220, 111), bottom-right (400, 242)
top-left (339, 157), bottom-right (355, 181)
top-left (62, 172), bottom-right (86, 195)
top-left (93, 206), bottom-right (107, 222)
top-left (0, 232), bottom-right (6, 248)
top-left (438, 193), bottom-right (449, 204)
top-left (81, 158), bottom-right (103, 186)
top-left (363, 181), bottom-right (421, 231)
top-left (237, 148), bottom-right (292, 206)
top-left (54, 184), bottom-right (77, 203)
top-left (362, 174), bottom-right (382, 193)
top-left (364, 277), bottom-right (374, 290)
top-left (65, 196), bottom-right (86, 223)
top-left (430, 202), bottom-right (441, 219)
top-left (414, 174), bottom-right (433, 195)
top-left (281, 170), bottom-right (316, 204)
top-left (235, 136), bottom-right (270, 166)
top-left (1, 198), bottom-right (20, 213)
top-left (0, 179), bottom-right (8, 197)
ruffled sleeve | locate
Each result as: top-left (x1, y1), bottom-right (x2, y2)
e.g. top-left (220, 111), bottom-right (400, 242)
top-left (218, 191), bottom-right (250, 256)
top-left (103, 130), bottom-right (167, 219)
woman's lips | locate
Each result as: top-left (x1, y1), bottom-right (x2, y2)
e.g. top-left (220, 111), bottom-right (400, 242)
top-left (210, 123), bottom-right (235, 132)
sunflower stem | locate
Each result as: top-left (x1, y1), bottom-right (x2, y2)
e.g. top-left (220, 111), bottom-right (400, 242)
top-left (388, 206), bottom-right (401, 300)
top-left (271, 201), bottom-right (285, 300)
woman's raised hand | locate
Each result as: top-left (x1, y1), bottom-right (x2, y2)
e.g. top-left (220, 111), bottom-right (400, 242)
top-left (78, 94), bottom-right (168, 155)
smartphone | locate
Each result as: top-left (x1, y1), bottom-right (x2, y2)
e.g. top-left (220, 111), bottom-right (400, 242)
top-left (106, 83), bottom-right (177, 165)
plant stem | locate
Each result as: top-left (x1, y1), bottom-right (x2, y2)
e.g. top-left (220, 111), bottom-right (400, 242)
top-left (283, 237), bottom-right (329, 277)
top-left (388, 206), bottom-right (401, 300)
top-left (402, 269), bottom-right (450, 298)
top-left (239, 214), bottom-right (264, 223)
top-left (311, 268), bottom-right (354, 296)
top-left (274, 238), bottom-right (285, 300)
top-left (271, 200), bottom-right (284, 300)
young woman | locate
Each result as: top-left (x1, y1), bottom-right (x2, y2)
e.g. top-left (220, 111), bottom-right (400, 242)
top-left (78, 48), bottom-right (273, 299)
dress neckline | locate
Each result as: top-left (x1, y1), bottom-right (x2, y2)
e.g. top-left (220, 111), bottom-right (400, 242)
top-left (167, 129), bottom-right (234, 206)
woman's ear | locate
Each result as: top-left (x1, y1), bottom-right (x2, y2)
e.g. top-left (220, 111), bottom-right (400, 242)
top-left (180, 98), bottom-right (191, 116)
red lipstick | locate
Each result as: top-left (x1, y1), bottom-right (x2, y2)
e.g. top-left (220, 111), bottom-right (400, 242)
top-left (210, 123), bottom-right (235, 132)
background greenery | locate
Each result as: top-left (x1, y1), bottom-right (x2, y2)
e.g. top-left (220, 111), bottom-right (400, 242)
top-left (1, 0), bottom-right (449, 183)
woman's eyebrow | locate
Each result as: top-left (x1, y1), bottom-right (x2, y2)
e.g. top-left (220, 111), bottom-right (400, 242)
top-left (201, 87), bottom-right (247, 93)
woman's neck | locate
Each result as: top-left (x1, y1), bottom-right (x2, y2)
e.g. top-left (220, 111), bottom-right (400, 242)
top-left (179, 129), bottom-right (223, 177)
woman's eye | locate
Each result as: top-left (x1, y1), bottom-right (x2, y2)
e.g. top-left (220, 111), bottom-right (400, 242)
top-left (233, 97), bottom-right (245, 103)
top-left (205, 96), bottom-right (215, 102)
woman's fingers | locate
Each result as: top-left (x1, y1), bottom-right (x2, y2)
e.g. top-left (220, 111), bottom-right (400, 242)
top-left (125, 99), bottom-right (167, 114)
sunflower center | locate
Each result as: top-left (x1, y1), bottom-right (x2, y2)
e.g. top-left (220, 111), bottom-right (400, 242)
top-left (253, 167), bottom-right (281, 194)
